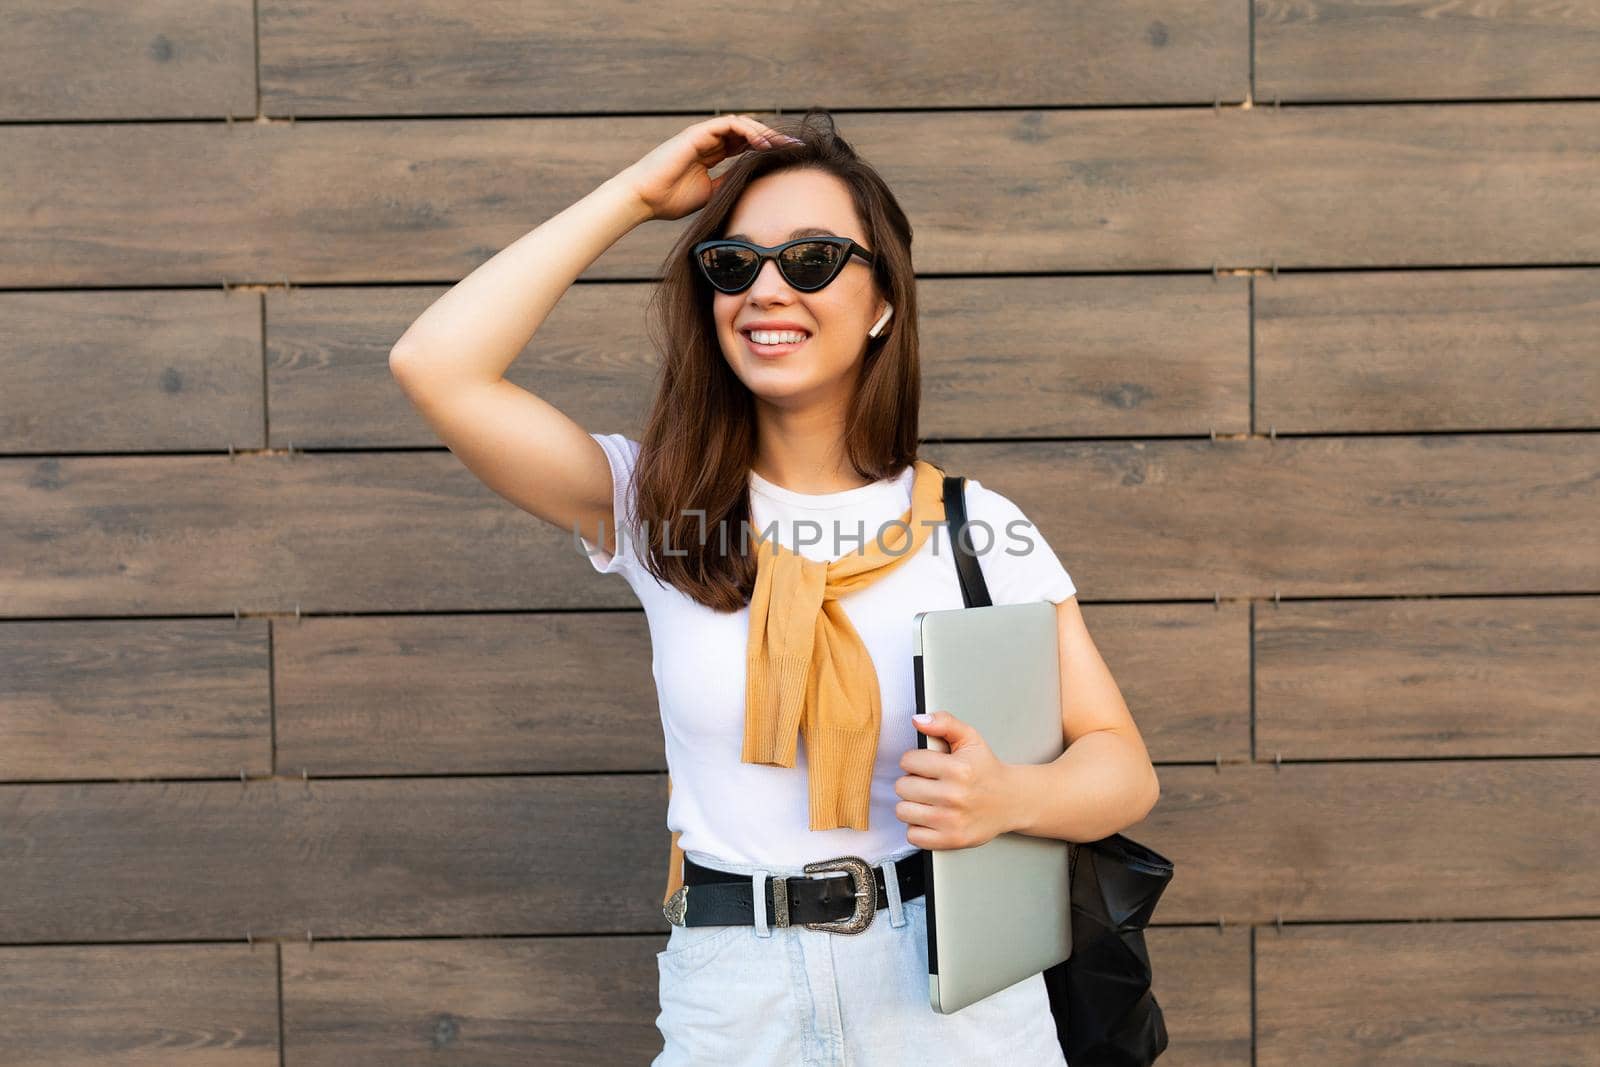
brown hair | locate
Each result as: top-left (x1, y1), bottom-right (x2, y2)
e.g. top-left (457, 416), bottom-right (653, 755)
top-left (628, 107), bottom-right (922, 611)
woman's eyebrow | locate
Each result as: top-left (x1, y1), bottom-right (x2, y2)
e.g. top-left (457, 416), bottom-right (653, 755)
top-left (725, 226), bottom-right (840, 242)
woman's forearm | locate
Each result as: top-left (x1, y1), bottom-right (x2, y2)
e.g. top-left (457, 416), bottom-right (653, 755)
top-left (1003, 730), bottom-right (1160, 843)
top-left (389, 174), bottom-right (653, 382)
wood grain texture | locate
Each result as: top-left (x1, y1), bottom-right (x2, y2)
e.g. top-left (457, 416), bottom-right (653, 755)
top-left (931, 435), bottom-right (1600, 600)
top-left (0, 619), bottom-right (270, 780)
top-left (273, 612), bottom-right (662, 775)
top-left (1256, 0), bottom-right (1600, 102)
top-left (1141, 760), bottom-right (1600, 923)
top-left (272, 274), bottom-right (1250, 446)
top-left (1256, 268), bottom-right (1600, 433)
top-left (0, 0), bottom-right (256, 121)
top-left (1257, 597), bottom-right (1600, 759)
top-left (278, 938), bottom-right (665, 1066)
top-left (5, 435), bottom-right (1594, 615)
top-left (4, 106), bottom-right (1598, 287)
top-left (1145, 926), bottom-right (1252, 1067)
top-left (5, 3), bottom-right (1598, 1059)
top-left (0, 944), bottom-right (278, 1066)
top-left (1255, 920), bottom-right (1600, 1066)
top-left (267, 284), bottom-right (658, 449)
top-left (0, 290), bottom-right (264, 453)
top-left (0, 776), bottom-right (668, 942)
top-left (256, 0), bottom-right (1247, 115)
top-left (6, 760), bottom-right (1592, 941)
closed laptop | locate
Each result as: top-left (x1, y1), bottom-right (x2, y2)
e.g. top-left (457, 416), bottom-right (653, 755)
top-left (911, 599), bottom-right (1073, 1014)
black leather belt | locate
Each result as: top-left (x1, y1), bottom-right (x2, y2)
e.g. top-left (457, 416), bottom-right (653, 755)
top-left (663, 851), bottom-right (927, 935)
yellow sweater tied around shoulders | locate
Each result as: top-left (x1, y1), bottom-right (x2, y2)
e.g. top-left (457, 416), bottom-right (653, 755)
top-left (662, 458), bottom-right (948, 906)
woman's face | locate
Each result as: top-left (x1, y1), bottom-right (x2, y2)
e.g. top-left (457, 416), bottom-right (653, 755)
top-left (711, 168), bottom-right (887, 412)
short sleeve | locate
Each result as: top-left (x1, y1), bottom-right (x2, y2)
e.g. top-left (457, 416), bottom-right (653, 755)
top-left (578, 432), bottom-right (643, 577)
top-left (958, 477), bottom-right (1077, 605)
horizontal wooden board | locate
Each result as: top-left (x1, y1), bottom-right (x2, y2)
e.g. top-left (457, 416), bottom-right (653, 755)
top-left (0, 776), bottom-right (668, 942)
top-left (1076, 602), bottom-right (1252, 762)
top-left (4, 107), bottom-right (1598, 287)
top-left (1256, 1), bottom-right (1600, 103)
top-left (1144, 925), bottom-right (1252, 1067)
top-left (274, 613), bottom-right (662, 775)
top-left (1255, 919), bottom-right (1600, 1066)
top-left (256, 0), bottom-right (1245, 116)
top-left (275, 273), bottom-right (1250, 448)
top-left (14, 267), bottom-right (1598, 453)
top-left (0, 619), bottom-right (271, 781)
top-left (5, 435), bottom-right (1595, 615)
top-left (1257, 597), bottom-right (1600, 759)
top-left (270, 602), bottom-right (1248, 774)
top-left (1256, 268), bottom-right (1600, 433)
top-left (274, 924), bottom-right (1253, 1065)
top-left (0, 603), bottom-right (1241, 784)
top-left (0, 944), bottom-right (278, 1065)
top-left (5, 761), bottom-right (1594, 940)
top-left (1142, 759), bottom-right (1600, 923)
top-left (0, 451), bottom-right (638, 615)
top-left (0, 0), bottom-right (256, 121)
top-left (0, 290), bottom-right (264, 454)
top-left (936, 435), bottom-right (1600, 600)
top-left (279, 937), bottom-right (662, 1066)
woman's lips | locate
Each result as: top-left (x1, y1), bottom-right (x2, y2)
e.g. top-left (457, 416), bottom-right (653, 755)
top-left (742, 332), bottom-right (811, 358)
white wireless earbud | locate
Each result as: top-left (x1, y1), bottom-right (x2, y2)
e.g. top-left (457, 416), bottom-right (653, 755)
top-left (867, 304), bottom-right (894, 338)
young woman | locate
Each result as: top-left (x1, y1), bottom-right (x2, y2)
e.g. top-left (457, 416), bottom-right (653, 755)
top-left (390, 108), bottom-right (1159, 1065)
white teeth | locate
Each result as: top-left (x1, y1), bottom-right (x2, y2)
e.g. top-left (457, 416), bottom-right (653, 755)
top-left (749, 330), bottom-right (808, 345)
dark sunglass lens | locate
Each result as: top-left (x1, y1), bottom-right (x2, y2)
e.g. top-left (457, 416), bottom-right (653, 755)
top-left (780, 241), bottom-right (843, 288)
top-left (700, 246), bottom-right (757, 289)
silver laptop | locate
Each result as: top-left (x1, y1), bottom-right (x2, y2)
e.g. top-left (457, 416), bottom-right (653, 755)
top-left (911, 599), bottom-right (1073, 1014)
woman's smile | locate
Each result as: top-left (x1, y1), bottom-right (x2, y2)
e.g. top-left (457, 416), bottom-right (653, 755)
top-left (742, 330), bottom-right (813, 358)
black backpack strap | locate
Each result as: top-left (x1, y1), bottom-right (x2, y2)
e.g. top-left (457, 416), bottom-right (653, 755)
top-left (942, 473), bottom-right (993, 608)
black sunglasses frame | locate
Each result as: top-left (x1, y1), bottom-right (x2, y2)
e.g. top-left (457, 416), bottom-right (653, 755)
top-left (690, 236), bottom-right (876, 294)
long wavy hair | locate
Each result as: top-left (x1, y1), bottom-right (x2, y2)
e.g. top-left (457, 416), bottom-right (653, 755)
top-left (628, 107), bottom-right (922, 611)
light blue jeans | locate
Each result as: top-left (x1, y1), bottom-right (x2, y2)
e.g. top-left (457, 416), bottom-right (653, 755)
top-left (653, 847), bottom-right (1068, 1066)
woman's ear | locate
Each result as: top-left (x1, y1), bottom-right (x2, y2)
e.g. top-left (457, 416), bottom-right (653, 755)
top-left (867, 303), bottom-right (894, 338)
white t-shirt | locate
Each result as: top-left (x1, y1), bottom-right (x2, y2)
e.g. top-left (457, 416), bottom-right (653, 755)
top-left (578, 432), bottom-right (1076, 869)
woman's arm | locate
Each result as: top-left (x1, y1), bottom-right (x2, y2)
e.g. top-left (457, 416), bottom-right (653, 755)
top-left (1004, 595), bottom-right (1160, 842)
top-left (387, 113), bottom-right (788, 551)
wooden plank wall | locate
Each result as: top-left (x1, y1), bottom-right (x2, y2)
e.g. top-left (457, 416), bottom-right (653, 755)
top-left (3, 2), bottom-right (1598, 1064)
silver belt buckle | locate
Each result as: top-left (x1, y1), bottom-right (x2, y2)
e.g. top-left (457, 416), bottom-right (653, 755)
top-left (798, 855), bottom-right (877, 934)
top-left (663, 855), bottom-right (879, 934)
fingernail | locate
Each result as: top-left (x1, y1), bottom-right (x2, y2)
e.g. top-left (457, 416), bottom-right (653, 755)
top-left (913, 713), bottom-right (933, 724)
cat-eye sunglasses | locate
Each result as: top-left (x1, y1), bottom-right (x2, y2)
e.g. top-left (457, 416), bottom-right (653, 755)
top-left (691, 236), bottom-right (875, 294)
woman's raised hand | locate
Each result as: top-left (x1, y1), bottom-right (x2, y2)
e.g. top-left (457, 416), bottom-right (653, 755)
top-left (616, 113), bottom-right (800, 223)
